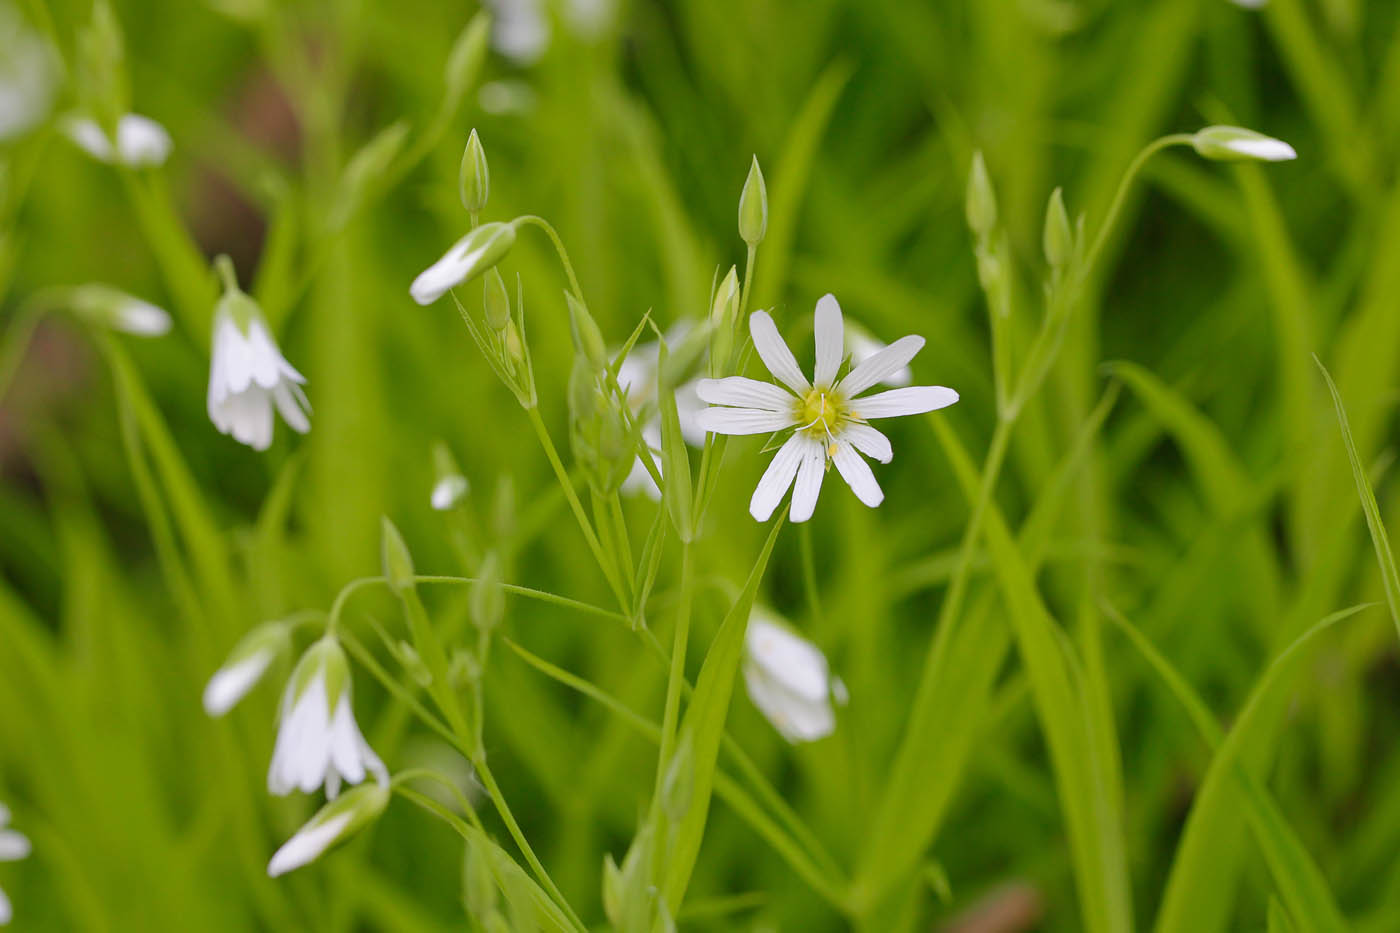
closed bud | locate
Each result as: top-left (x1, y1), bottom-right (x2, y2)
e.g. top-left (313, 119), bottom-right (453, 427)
top-left (471, 551), bottom-right (505, 633)
top-left (565, 291), bottom-right (608, 374)
top-left (709, 266), bottom-right (740, 325)
top-left (483, 267), bottom-right (510, 331)
top-left (430, 441), bottom-right (469, 511)
top-left (460, 128), bottom-right (490, 214)
top-left (965, 151), bottom-right (998, 238)
top-left (64, 284), bottom-right (171, 336)
top-left (267, 782), bottom-right (390, 877)
top-left (444, 12), bottom-right (491, 108)
top-left (737, 155), bottom-right (768, 246)
top-left (410, 222), bottom-right (516, 306)
top-left (502, 319), bottom-right (525, 370)
top-left (1042, 187), bottom-right (1073, 271)
top-left (1191, 125), bottom-right (1297, 162)
top-left (380, 516), bottom-right (416, 595)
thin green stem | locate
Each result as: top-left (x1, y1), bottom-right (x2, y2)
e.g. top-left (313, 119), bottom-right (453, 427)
top-left (1082, 133), bottom-right (1195, 275)
top-left (653, 540), bottom-right (695, 800)
top-left (799, 523), bottom-right (824, 628)
top-left (326, 576), bottom-right (389, 636)
top-left (525, 406), bottom-right (629, 610)
top-left (412, 575), bottom-right (628, 623)
top-left (514, 215), bottom-right (585, 301)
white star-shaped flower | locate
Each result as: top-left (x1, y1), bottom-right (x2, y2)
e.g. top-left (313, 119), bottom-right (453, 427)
top-left (696, 294), bottom-right (958, 522)
top-left (268, 637), bottom-right (387, 799)
top-left (744, 610), bottom-right (846, 743)
top-left (0, 802), bottom-right (30, 926)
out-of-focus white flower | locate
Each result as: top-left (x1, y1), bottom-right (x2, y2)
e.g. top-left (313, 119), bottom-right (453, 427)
top-left (478, 79), bottom-right (537, 116)
top-left (430, 441), bottom-right (469, 511)
top-left (696, 295), bottom-right (959, 522)
top-left (203, 621), bottom-right (290, 717)
top-left (63, 113), bottom-right (172, 168)
top-left (269, 636), bottom-right (387, 799)
top-left (410, 222), bottom-right (516, 306)
top-left (616, 323), bottom-right (706, 500)
top-left (0, 2), bottom-right (56, 142)
top-left (1226, 0), bottom-right (1267, 8)
top-left (485, 0), bottom-right (549, 64)
top-left (0, 802), bottom-right (30, 926)
top-left (267, 781), bottom-right (389, 877)
top-left (846, 322), bottom-right (912, 388)
top-left (65, 284), bottom-right (171, 337)
top-left (563, 0), bottom-right (614, 39)
top-left (207, 260), bottom-right (310, 451)
top-left (743, 610), bottom-right (844, 743)
top-left (1192, 125), bottom-right (1296, 162)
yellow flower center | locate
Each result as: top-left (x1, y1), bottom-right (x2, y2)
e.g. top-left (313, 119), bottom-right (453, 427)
top-left (793, 386), bottom-right (850, 443)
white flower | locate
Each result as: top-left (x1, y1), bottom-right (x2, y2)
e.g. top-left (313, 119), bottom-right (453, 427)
top-left (203, 622), bottom-right (289, 716)
top-left (0, 2), bottom-right (57, 142)
top-left (847, 323), bottom-right (911, 387)
top-left (1192, 125), bottom-right (1296, 162)
top-left (744, 610), bottom-right (844, 743)
top-left (430, 441), bottom-right (470, 510)
top-left (268, 637), bottom-right (387, 799)
top-left (478, 80), bottom-right (537, 116)
top-left (616, 325), bottom-right (706, 500)
top-left (63, 113), bottom-right (172, 167)
top-left (696, 294), bottom-right (959, 522)
top-left (486, 0), bottom-right (550, 63)
top-left (267, 782), bottom-right (390, 877)
top-left (410, 222), bottom-right (516, 306)
top-left (207, 274), bottom-right (310, 452)
top-left (0, 803), bottom-right (30, 927)
top-left (1227, 0), bottom-right (1266, 8)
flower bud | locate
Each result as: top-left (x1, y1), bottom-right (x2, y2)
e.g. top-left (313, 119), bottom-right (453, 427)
top-left (709, 266), bottom-right (740, 326)
top-left (380, 516), bottom-right (416, 595)
top-left (431, 441), bottom-right (469, 511)
top-left (737, 155), bottom-right (767, 247)
top-left (444, 12), bottom-right (491, 108)
top-left (267, 781), bottom-right (390, 877)
top-left (471, 550), bottom-right (505, 633)
top-left (460, 128), bottom-right (490, 215)
top-left (1042, 186), bottom-right (1073, 272)
top-left (65, 284), bottom-right (171, 336)
top-left (203, 620), bottom-right (290, 716)
top-left (483, 267), bottom-right (511, 331)
top-left (565, 291), bottom-right (608, 374)
top-left (965, 151), bottom-right (998, 239)
top-left (1191, 125), bottom-right (1297, 162)
top-left (410, 222), bottom-right (516, 306)
top-left (76, 0), bottom-right (128, 129)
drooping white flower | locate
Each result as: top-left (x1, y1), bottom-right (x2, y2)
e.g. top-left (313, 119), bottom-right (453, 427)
top-left (744, 610), bottom-right (844, 743)
top-left (696, 295), bottom-right (958, 522)
top-left (616, 324), bottom-right (706, 500)
top-left (267, 781), bottom-right (390, 877)
top-left (0, 2), bottom-right (56, 142)
top-left (207, 261), bottom-right (310, 451)
top-left (268, 636), bottom-right (387, 799)
top-left (1192, 125), bottom-right (1296, 162)
top-left (203, 621), bottom-right (290, 717)
top-left (65, 284), bottom-right (171, 337)
top-left (63, 113), bottom-right (172, 167)
top-left (410, 222), bottom-right (516, 306)
top-left (0, 803), bottom-right (30, 926)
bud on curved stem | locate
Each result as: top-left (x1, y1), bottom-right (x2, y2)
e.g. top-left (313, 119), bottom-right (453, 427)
top-left (566, 291), bottom-right (608, 374)
top-left (1191, 125), bottom-right (1297, 162)
top-left (483, 267), bottom-right (511, 331)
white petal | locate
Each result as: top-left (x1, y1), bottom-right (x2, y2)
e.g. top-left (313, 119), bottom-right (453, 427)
top-left (841, 422), bottom-right (892, 463)
top-left (267, 811), bottom-right (354, 877)
top-left (272, 382), bottom-right (311, 435)
top-left (788, 438), bottom-right (827, 523)
top-left (0, 804), bottom-right (8, 826)
top-left (115, 113), bottom-right (172, 167)
top-left (695, 407), bottom-right (796, 436)
top-left (749, 434), bottom-right (806, 522)
top-left (244, 318), bottom-right (286, 389)
top-left (747, 614), bottom-right (829, 702)
top-left (847, 330), bottom-right (911, 388)
top-left (410, 235), bottom-right (487, 305)
top-left (812, 294), bottom-right (844, 387)
top-left (675, 380), bottom-right (709, 448)
top-left (830, 441), bottom-right (883, 508)
top-left (744, 664), bottom-right (834, 743)
top-left (695, 377), bottom-right (794, 412)
top-left (852, 385), bottom-right (959, 419)
top-left (621, 454), bottom-right (662, 500)
top-left (0, 830), bottom-right (29, 862)
top-left (840, 335), bottom-right (924, 397)
top-left (431, 475), bottom-right (469, 510)
top-left (1224, 136), bottom-right (1296, 161)
top-left (748, 311), bottom-right (810, 393)
top-left (63, 116), bottom-right (115, 162)
top-left (328, 697), bottom-right (367, 789)
top-left (0, 885), bottom-right (10, 924)
top-left (114, 300), bottom-right (172, 336)
top-left (202, 651), bottom-right (273, 717)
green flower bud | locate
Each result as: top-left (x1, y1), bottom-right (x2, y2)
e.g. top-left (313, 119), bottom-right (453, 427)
top-left (411, 223), bottom-right (516, 306)
top-left (1042, 186), bottom-right (1073, 271)
top-left (267, 781), bottom-right (390, 876)
top-left (1191, 125), bottom-right (1297, 162)
top-left (380, 516), bottom-right (417, 596)
top-left (460, 128), bottom-right (490, 215)
top-left (565, 291), bottom-right (608, 374)
top-left (738, 155), bottom-right (768, 247)
top-left (64, 284), bottom-right (171, 337)
top-left (965, 151), bottom-right (998, 239)
top-left (482, 267), bottom-right (510, 331)
top-left (709, 266), bottom-right (740, 326)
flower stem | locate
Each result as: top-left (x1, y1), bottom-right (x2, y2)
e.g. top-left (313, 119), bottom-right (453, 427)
top-left (653, 540), bottom-right (694, 798)
top-left (514, 214), bottom-right (585, 302)
top-left (1081, 133), bottom-right (1195, 276)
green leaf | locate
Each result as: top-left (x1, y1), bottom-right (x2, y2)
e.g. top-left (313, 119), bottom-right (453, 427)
top-left (656, 340), bottom-right (693, 543)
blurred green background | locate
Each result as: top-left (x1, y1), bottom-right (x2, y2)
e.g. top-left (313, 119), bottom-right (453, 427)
top-left (4, 0), bottom-right (1400, 929)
